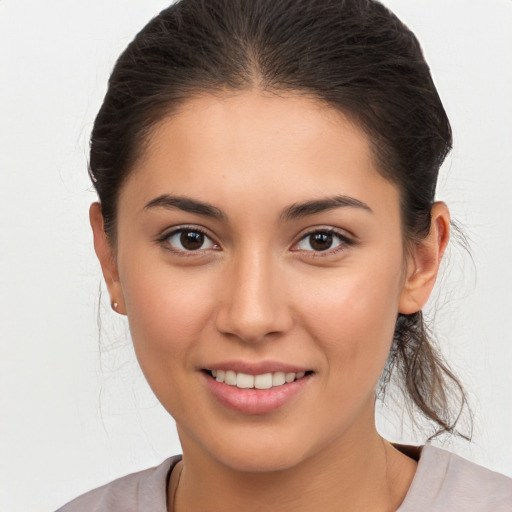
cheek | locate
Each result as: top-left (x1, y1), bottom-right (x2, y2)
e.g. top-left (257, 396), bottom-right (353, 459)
top-left (296, 261), bottom-right (403, 383)
top-left (119, 260), bottom-right (216, 373)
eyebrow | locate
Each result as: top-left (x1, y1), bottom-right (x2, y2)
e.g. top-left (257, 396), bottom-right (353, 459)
top-left (144, 194), bottom-right (226, 220)
top-left (143, 193), bottom-right (372, 221)
top-left (281, 195), bottom-right (373, 220)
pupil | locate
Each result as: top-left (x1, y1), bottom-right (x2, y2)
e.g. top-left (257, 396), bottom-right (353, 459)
top-left (310, 232), bottom-right (332, 251)
top-left (181, 231), bottom-right (204, 250)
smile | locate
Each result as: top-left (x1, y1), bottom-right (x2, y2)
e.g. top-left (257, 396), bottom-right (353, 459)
top-left (208, 369), bottom-right (310, 389)
top-left (202, 366), bottom-right (314, 414)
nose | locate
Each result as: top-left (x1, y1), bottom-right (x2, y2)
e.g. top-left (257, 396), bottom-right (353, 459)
top-left (215, 250), bottom-right (292, 343)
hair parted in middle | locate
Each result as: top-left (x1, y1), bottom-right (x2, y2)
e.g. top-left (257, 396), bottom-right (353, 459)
top-left (89, 0), bottom-right (469, 439)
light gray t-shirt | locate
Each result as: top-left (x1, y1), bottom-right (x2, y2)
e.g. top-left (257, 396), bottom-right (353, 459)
top-left (56, 445), bottom-right (512, 511)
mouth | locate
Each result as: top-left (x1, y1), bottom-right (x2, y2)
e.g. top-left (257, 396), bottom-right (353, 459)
top-left (202, 365), bottom-right (314, 414)
top-left (204, 369), bottom-right (314, 390)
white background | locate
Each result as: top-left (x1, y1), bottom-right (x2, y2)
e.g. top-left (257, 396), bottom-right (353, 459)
top-left (1, 1), bottom-right (511, 510)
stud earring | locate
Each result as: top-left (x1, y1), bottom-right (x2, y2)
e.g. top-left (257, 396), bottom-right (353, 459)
top-left (111, 301), bottom-right (119, 311)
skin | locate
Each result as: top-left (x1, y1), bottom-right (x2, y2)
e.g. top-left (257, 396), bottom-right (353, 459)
top-left (91, 91), bottom-right (450, 511)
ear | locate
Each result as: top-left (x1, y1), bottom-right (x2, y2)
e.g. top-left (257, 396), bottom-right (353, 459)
top-left (89, 202), bottom-right (126, 315)
top-left (399, 202), bottom-right (450, 315)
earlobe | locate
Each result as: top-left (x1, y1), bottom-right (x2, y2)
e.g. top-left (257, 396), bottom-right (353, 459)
top-left (399, 202), bottom-right (450, 315)
top-left (89, 202), bottom-right (126, 315)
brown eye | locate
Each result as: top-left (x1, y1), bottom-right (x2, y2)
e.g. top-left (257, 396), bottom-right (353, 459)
top-left (295, 230), bottom-right (348, 252)
top-left (166, 229), bottom-right (216, 252)
top-left (309, 232), bottom-right (333, 251)
top-left (181, 230), bottom-right (204, 250)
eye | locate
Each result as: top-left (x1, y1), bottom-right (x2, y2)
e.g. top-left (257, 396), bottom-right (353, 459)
top-left (294, 230), bottom-right (349, 253)
top-left (164, 228), bottom-right (218, 252)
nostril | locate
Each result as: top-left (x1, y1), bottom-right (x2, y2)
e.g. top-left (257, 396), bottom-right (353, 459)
top-left (214, 277), bottom-right (293, 343)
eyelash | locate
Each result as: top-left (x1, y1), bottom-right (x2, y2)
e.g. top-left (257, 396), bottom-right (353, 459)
top-left (158, 226), bottom-right (220, 256)
top-left (157, 226), bottom-right (354, 257)
top-left (292, 228), bottom-right (354, 257)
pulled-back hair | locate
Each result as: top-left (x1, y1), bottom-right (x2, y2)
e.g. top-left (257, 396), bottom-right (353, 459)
top-left (90, 0), bottom-right (469, 438)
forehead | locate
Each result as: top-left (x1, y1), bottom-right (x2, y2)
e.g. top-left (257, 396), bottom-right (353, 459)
top-left (120, 91), bottom-right (400, 221)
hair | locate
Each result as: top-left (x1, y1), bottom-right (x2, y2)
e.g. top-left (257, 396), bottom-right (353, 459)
top-left (89, 0), bottom-right (469, 438)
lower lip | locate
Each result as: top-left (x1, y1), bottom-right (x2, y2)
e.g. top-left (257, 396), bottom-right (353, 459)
top-left (202, 372), bottom-right (312, 415)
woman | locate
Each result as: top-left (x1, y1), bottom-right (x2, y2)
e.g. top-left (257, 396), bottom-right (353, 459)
top-left (57, 0), bottom-right (512, 510)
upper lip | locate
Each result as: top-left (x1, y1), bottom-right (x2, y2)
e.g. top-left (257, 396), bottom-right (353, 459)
top-left (202, 360), bottom-right (312, 375)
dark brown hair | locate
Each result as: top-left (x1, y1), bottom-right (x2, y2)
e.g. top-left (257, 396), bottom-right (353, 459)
top-left (90, 0), bottom-right (469, 438)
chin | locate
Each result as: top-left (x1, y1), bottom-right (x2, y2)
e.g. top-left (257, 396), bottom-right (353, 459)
top-left (197, 428), bottom-right (319, 474)
top-left (215, 447), bottom-right (308, 474)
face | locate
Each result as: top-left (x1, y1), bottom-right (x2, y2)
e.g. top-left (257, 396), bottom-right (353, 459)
top-left (94, 91), bottom-right (431, 472)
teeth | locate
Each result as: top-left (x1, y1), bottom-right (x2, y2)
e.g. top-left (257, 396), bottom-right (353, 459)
top-left (254, 373), bottom-right (272, 389)
top-left (225, 370), bottom-right (237, 386)
top-left (210, 369), bottom-right (308, 389)
top-left (285, 372), bottom-right (296, 383)
top-left (236, 372), bottom-right (254, 389)
top-left (272, 371), bottom-right (286, 386)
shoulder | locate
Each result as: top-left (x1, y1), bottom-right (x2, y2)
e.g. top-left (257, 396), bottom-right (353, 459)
top-left (55, 455), bottom-right (181, 512)
top-left (399, 445), bottom-right (512, 512)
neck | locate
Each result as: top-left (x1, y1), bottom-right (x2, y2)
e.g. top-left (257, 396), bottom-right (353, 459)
top-left (172, 416), bottom-right (417, 512)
